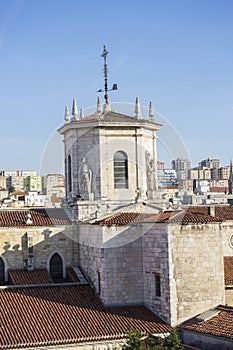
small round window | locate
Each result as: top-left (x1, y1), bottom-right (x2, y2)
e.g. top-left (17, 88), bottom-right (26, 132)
top-left (229, 234), bottom-right (233, 249)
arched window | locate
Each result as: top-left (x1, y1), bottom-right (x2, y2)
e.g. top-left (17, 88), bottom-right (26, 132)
top-left (0, 257), bottom-right (5, 285)
top-left (50, 253), bottom-right (63, 281)
top-left (114, 151), bottom-right (128, 189)
top-left (68, 155), bottom-right (72, 192)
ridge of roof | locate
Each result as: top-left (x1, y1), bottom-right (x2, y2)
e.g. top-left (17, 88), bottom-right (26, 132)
top-left (62, 110), bottom-right (162, 127)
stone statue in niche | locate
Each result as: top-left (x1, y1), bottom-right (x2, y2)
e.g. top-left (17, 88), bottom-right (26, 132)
top-left (146, 151), bottom-right (156, 198)
top-left (79, 158), bottom-right (93, 200)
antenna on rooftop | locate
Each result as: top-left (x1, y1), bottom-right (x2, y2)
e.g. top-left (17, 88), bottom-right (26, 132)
top-left (97, 45), bottom-right (117, 110)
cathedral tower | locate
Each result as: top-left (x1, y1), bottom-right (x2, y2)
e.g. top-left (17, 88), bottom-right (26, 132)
top-left (58, 48), bottom-right (162, 219)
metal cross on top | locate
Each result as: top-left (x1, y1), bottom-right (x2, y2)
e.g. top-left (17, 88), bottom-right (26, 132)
top-left (97, 45), bottom-right (117, 106)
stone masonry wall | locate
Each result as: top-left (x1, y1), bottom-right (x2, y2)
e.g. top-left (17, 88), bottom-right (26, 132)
top-left (142, 223), bottom-right (171, 323)
top-left (169, 223), bottom-right (225, 325)
top-left (78, 223), bottom-right (144, 304)
top-left (0, 225), bottom-right (78, 277)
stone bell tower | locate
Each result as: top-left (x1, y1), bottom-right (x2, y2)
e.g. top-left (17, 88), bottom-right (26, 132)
top-left (58, 48), bottom-right (162, 220)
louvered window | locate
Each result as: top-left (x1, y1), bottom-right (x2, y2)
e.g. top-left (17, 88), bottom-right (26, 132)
top-left (114, 151), bottom-right (128, 189)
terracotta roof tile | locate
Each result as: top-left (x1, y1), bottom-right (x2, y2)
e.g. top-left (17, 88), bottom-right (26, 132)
top-left (168, 209), bottom-right (221, 224)
top-left (224, 257), bottom-right (233, 285)
top-left (50, 196), bottom-right (62, 203)
top-left (0, 208), bottom-right (71, 227)
top-left (209, 187), bottom-right (228, 193)
top-left (180, 305), bottom-right (233, 341)
top-left (8, 269), bottom-right (54, 285)
top-left (187, 206), bottom-right (233, 221)
top-left (0, 285), bottom-right (171, 349)
top-left (94, 211), bottom-right (173, 226)
top-left (66, 267), bottom-right (80, 283)
top-left (94, 207), bottom-right (222, 226)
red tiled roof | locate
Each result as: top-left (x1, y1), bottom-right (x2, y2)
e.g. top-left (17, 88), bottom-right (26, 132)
top-left (180, 305), bottom-right (233, 341)
top-left (209, 187), bottom-right (228, 193)
top-left (224, 257), bottom-right (233, 285)
top-left (94, 207), bottom-right (222, 226)
top-left (0, 208), bottom-right (71, 227)
top-left (11, 191), bottom-right (26, 196)
top-left (95, 212), bottom-right (173, 226)
top-left (162, 186), bottom-right (181, 189)
top-left (0, 285), bottom-right (171, 349)
top-left (50, 196), bottom-right (62, 203)
top-left (66, 267), bottom-right (80, 283)
top-left (187, 206), bottom-right (233, 221)
top-left (96, 205), bottom-right (233, 226)
top-left (8, 269), bottom-right (54, 285)
top-left (168, 208), bottom-right (221, 224)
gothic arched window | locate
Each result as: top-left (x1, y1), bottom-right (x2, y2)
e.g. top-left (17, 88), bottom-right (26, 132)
top-left (114, 151), bottom-right (128, 189)
top-left (50, 253), bottom-right (63, 281)
top-left (0, 257), bottom-right (5, 284)
top-left (68, 155), bottom-right (72, 192)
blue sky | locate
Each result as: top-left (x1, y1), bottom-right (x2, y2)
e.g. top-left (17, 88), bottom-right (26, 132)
top-left (0, 0), bottom-right (233, 173)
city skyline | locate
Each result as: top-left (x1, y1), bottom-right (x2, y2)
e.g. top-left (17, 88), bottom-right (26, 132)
top-left (0, 0), bottom-right (233, 172)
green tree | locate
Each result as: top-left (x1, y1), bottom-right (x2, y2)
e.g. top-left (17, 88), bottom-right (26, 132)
top-left (122, 329), bottom-right (183, 350)
top-left (163, 328), bottom-right (183, 350)
top-left (122, 330), bottom-right (146, 350)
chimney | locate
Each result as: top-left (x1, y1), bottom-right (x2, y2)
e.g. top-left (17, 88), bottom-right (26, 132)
top-left (208, 205), bottom-right (215, 217)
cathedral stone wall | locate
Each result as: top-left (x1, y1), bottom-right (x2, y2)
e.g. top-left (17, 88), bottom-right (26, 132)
top-left (78, 224), bottom-right (144, 304)
top-left (169, 223), bottom-right (225, 325)
top-left (78, 221), bottom-right (226, 326)
top-left (62, 120), bottom-right (159, 204)
top-left (221, 221), bottom-right (233, 256)
top-left (77, 223), bottom-right (104, 292)
top-left (142, 223), bottom-right (171, 323)
top-left (65, 128), bottom-right (101, 201)
top-left (99, 127), bottom-right (158, 201)
top-left (0, 225), bottom-right (78, 274)
top-left (101, 225), bottom-right (144, 305)
top-left (99, 128), bottom-right (138, 201)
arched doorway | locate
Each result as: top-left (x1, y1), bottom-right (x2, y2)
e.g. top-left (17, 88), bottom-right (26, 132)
top-left (0, 257), bottom-right (5, 285)
top-left (50, 253), bottom-right (63, 281)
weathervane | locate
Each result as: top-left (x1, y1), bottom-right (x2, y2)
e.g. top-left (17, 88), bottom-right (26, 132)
top-left (97, 45), bottom-right (117, 107)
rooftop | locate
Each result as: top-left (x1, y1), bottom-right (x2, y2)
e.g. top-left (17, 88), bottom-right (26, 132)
top-left (1, 205), bottom-right (233, 227)
top-left (8, 268), bottom-right (54, 285)
top-left (0, 284), bottom-right (171, 349)
top-left (94, 206), bottom-right (225, 226)
top-left (180, 305), bottom-right (233, 341)
top-left (58, 110), bottom-right (162, 134)
top-left (0, 208), bottom-right (71, 227)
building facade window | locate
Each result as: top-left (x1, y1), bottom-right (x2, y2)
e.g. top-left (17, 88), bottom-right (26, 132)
top-left (0, 257), bottom-right (5, 285)
top-left (50, 253), bottom-right (63, 281)
top-left (155, 273), bottom-right (161, 297)
top-left (114, 151), bottom-right (128, 189)
top-left (68, 155), bottom-right (72, 192)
